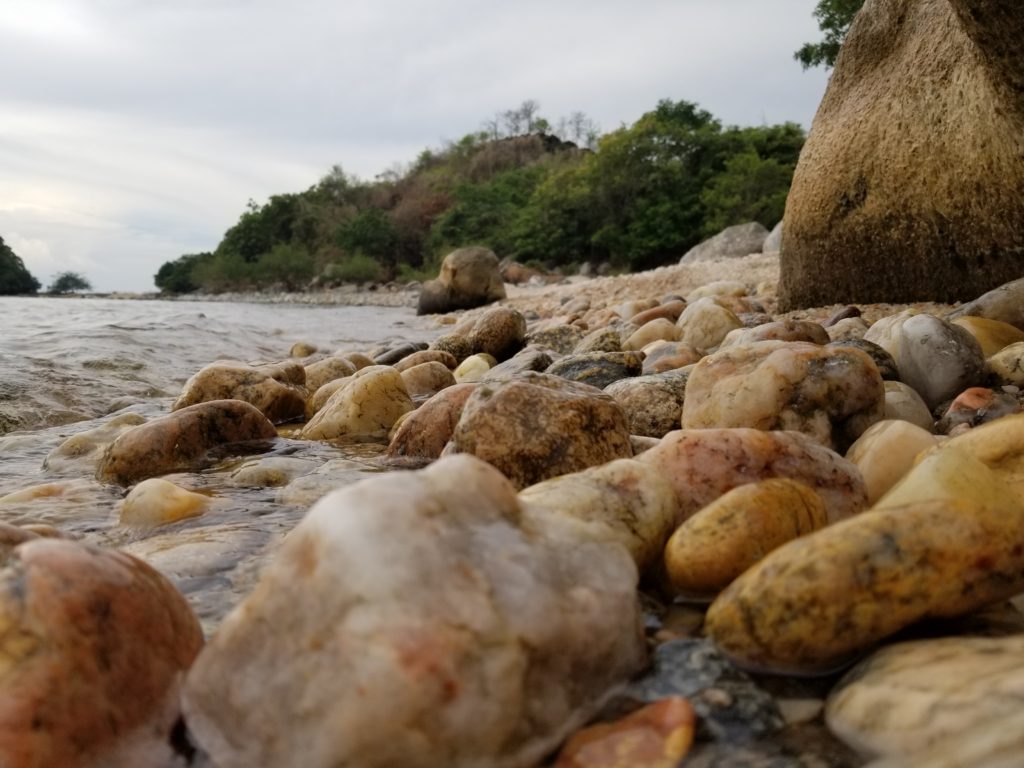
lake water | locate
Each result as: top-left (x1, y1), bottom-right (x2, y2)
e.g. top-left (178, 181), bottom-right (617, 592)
top-left (0, 296), bottom-right (436, 632)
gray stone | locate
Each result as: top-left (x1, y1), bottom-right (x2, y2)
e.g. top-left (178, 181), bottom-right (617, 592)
top-left (762, 221), bottom-right (783, 253)
top-left (546, 351), bottom-right (643, 390)
top-left (681, 222), bottom-right (770, 264)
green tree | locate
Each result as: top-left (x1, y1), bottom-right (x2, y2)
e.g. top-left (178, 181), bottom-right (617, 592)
top-left (335, 208), bottom-right (398, 263)
top-left (795, 0), bottom-right (865, 69)
top-left (0, 237), bottom-right (40, 295)
top-left (48, 271), bottom-right (91, 294)
top-left (154, 252), bottom-right (208, 293)
top-left (700, 150), bottom-right (793, 235)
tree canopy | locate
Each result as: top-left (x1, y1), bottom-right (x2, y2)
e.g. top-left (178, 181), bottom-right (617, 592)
top-left (0, 237), bottom-right (41, 295)
top-left (154, 99), bottom-right (804, 293)
top-left (795, 0), bottom-right (865, 69)
top-left (48, 271), bottom-right (92, 294)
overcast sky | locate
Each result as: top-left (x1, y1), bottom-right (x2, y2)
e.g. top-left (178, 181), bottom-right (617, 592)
top-left (0, 1), bottom-right (830, 292)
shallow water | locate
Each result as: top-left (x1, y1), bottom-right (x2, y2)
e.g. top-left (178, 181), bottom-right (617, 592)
top-left (0, 296), bottom-right (435, 631)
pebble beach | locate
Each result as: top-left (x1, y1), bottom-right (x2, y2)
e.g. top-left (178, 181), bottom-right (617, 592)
top-left (4, 250), bottom-right (1024, 767)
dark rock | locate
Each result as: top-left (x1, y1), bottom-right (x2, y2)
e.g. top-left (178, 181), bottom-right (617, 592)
top-left (546, 352), bottom-right (643, 390)
top-left (526, 325), bottom-right (585, 356)
top-left (373, 342), bottom-right (428, 366)
top-left (416, 246), bottom-right (506, 315)
top-left (827, 338), bottom-right (899, 381)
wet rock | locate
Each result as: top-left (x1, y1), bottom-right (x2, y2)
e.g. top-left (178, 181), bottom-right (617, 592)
top-left (0, 538), bottom-right (202, 768)
top-left (682, 341), bottom-right (885, 452)
top-left (301, 366), bottom-right (413, 442)
top-left (546, 351), bottom-right (644, 390)
top-left (393, 349), bottom-right (458, 372)
top-left (706, 440), bottom-right (1024, 675)
top-left (173, 360), bottom-right (307, 424)
top-left (453, 353), bottom-right (496, 383)
top-left (641, 342), bottom-right (703, 374)
top-left (664, 479), bottom-right (828, 600)
top-left (373, 341), bottom-right (427, 366)
top-left (481, 348), bottom-right (554, 381)
top-left (98, 400), bottom-right (276, 486)
top-left (639, 428), bottom-right (868, 524)
top-left (676, 298), bottom-right (743, 350)
top-left (827, 635), bottom-right (1024, 761)
top-left (467, 306), bottom-right (527, 361)
top-left (443, 372), bottom-right (632, 490)
top-left (274, 458), bottom-right (375, 507)
top-left (882, 381), bottom-right (934, 430)
top-left (947, 276), bottom-right (1024, 332)
top-left (429, 332), bottom-right (474, 363)
top-left (893, 314), bottom-right (986, 410)
top-left (554, 697), bottom-right (695, 768)
top-left (988, 341), bottom-right (1024, 386)
top-left (183, 455), bottom-right (645, 768)
top-left (575, 327), bottom-right (623, 354)
top-left (681, 223), bottom-right (769, 264)
top-left (338, 351), bottom-right (375, 370)
top-left (827, 338), bottom-right (899, 381)
top-left (399, 361), bottom-right (456, 399)
top-left (605, 370), bottom-right (689, 438)
top-left (935, 386), bottom-right (1021, 434)
top-left (527, 325), bottom-right (585, 356)
top-left (624, 318), bottom-right (681, 351)
top-left (229, 456), bottom-right (320, 487)
top-left (625, 639), bottom-right (784, 744)
top-left (119, 477), bottom-right (209, 528)
top-left (845, 420), bottom-right (939, 505)
top-left (306, 377), bottom-right (350, 419)
top-left (417, 246), bottom-right (507, 314)
top-left (387, 383), bottom-right (477, 460)
top-left (43, 412), bottom-right (147, 473)
top-left (950, 315), bottom-right (1024, 358)
top-left (519, 458), bottom-right (677, 574)
top-left (720, 320), bottom-right (829, 348)
top-left (289, 340), bottom-right (317, 357)
top-left (303, 355), bottom-right (357, 392)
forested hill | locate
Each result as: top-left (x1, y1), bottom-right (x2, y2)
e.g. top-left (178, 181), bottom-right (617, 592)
top-left (154, 99), bottom-right (805, 294)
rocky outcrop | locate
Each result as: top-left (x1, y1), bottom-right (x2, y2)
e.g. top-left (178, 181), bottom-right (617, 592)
top-left (779, 0), bottom-right (1024, 309)
top-left (417, 246), bottom-right (507, 315)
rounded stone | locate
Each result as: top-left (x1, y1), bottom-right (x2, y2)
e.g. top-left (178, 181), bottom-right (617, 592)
top-left (467, 307), bottom-right (527, 361)
top-left (119, 478), bottom-right (209, 528)
top-left (605, 370), bottom-right (689, 438)
top-left (173, 360), bottom-right (307, 424)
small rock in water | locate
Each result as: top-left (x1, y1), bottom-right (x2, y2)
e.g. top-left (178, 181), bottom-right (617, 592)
top-left (639, 428), bottom-right (867, 524)
top-left (98, 399), bottom-right (277, 486)
top-left (229, 455), bottom-right (320, 487)
top-left (288, 340), bottom-right (317, 357)
top-left (443, 372), bottom-right (632, 490)
top-left (173, 360), bottom-right (307, 424)
top-left (0, 538), bottom-right (202, 768)
top-left (300, 366), bottom-right (413, 442)
top-left (554, 697), bottom-right (696, 768)
top-left (43, 412), bottom-right (147, 474)
top-left (119, 477), bottom-right (209, 528)
top-left (303, 355), bottom-right (357, 392)
top-left (682, 341), bottom-right (884, 452)
top-left (182, 455), bottom-right (645, 768)
top-left (664, 479), bottom-right (828, 600)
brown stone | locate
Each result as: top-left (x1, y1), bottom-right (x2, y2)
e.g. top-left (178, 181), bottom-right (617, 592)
top-left (444, 372), bottom-right (633, 490)
top-left (387, 383), bottom-right (478, 460)
top-left (779, 0), bottom-right (1024, 309)
top-left (173, 360), bottom-right (307, 424)
top-left (98, 399), bottom-right (276, 485)
top-left (0, 538), bottom-right (202, 768)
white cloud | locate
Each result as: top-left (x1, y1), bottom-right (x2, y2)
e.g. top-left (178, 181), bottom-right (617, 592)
top-left (0, 0), bottom-right (831, 291)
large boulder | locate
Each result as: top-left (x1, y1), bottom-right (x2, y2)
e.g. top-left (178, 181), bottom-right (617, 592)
top-left (182, 455), bottom-right (645, 768)
top-left (680, 222), bottom-right (769, 264)
top-left (417, 246), bottom-right (507, 315)
top-left (779, 0), bottom-right (1024, 309)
